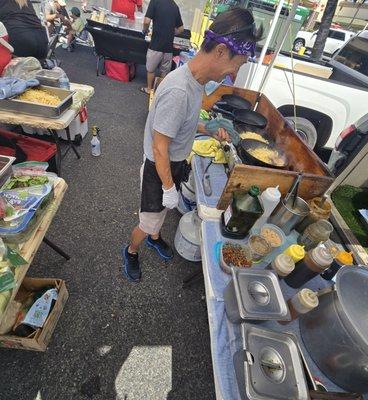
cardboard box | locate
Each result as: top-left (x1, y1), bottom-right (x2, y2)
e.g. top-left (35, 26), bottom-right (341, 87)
top-left (0, 278), bottom-right (68, 351)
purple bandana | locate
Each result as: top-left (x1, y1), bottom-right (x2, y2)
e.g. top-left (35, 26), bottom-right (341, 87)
top-left (204, 30), bottom-right (255, 57)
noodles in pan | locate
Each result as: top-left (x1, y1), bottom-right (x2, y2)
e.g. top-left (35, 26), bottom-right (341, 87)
top-left (17, 89), bottom-right (61, 106)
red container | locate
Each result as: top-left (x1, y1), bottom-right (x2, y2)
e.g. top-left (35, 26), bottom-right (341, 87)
top-left (105, 60), bottom-right (135, 82)
top-left (0, 23), bottom-right (12, 76)
top-left (0, 128), bottom-right (57, 162)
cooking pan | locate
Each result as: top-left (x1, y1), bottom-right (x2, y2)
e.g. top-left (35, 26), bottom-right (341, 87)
top-left (237, 139), bottom-right (288, 169)
top-left (211, 105), bottom-right (268, 131)
top-left (221, 94), bottom-right (252, 110)
top-left (233, 109), bottom-right (268, 129)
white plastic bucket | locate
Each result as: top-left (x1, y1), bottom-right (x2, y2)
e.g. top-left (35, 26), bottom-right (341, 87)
top-left (174, 210), bottom-right (201, 262)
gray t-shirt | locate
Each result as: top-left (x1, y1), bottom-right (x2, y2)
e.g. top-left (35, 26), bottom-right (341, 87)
top-left (144, 63), bottom-right (204, 162)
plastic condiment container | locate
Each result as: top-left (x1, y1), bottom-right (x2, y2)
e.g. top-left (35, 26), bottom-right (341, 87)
top-left (284, 244), bottom-right (305, 263)
top-left (252, 186), bottom-right (281, 232)
top-left (298, 219), bottom-right (333, 251)
top-left (279, 289), bottom-right (319, 325)
top-left (284, 245), bottom-right (333, 289)
top-left (321, 251), bottom-right (354, 281)
top-left (296, 197), bottom-right (332, 233)
top-left (248, 234), bottom-right (271, 263)
top-left (260, 224), bottom-right (286, 248)
top-left (267, 254), bottom-right (295, 278)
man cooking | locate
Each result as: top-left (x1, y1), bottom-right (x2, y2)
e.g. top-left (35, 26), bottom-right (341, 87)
top-left (123, 7), bottom-right (262, 282)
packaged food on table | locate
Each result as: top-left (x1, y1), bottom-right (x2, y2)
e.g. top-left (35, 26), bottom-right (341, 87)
top-left (0, 183), bottom-right (52, 224)
top-left (220, 242), bottom-right (252, 274)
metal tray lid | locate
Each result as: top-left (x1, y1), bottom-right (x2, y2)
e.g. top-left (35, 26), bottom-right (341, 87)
top-left (241, 324), bottom-right (310, 400)
top-left (231, 268), bottom-right (290, 321)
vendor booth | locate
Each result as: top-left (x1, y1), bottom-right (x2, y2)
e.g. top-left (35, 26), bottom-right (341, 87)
top-left (172, 82), bottom-right (368, 399)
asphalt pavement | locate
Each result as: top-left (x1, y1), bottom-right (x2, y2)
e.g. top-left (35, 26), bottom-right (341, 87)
top-left (0, 46), bottom-right (215, 400)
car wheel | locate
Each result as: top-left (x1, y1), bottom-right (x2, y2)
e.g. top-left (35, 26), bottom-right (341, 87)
top-left (293, 38), bottom-right (305, 52)
top-left (285, 117), bottom-right (318, 149)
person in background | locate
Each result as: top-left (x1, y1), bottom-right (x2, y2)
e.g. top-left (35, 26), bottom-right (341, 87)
top-left (61, 7), bottom-right (84, 51)
top-left (111, 0), bottom-right (142, 20)
top-left (44, 0), bottom-right (67, 34)
top-left (140, 0), bottom-right (184, 94)
top-left (0, 0), bottom-right (48, 59)
top-left (123, 8), bottom-right (263, 282)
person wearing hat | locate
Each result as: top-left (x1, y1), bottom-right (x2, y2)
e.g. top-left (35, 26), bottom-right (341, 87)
top-left (61, 7), bottom-right (84, 51)
top-left (0, 0), bottom-right (48, 59)
top-left (45, 0), bottom-right (68, 34)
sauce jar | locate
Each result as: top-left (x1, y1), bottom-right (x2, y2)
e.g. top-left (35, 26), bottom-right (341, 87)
top-left (284, 245), bottom-right (333, 289)
top-left (298, 219), bottom-right (333, 251)
top-left (296, 196), bottom-right (332, 232)
top-left (279, 288), bottom-right (319, 324)
top-left (321, 251), bottom-right (354, 280)
top-left (267, 254), bottom-right (295, 278)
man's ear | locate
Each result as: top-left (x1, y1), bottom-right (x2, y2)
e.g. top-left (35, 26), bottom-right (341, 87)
top-left (215, 43), bottom-right (228, 58)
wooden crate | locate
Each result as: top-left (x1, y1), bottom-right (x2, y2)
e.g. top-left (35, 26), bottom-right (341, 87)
top-left (0, 278), bottom-right (68, 351)
top-left (202, 85), bottom-right (334, 209)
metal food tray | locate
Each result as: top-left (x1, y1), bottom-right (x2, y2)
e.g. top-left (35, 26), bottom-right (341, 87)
top-left (0, 155), bottom-right (16, 188)
top-left (0, 85), bottom-right (75, 118)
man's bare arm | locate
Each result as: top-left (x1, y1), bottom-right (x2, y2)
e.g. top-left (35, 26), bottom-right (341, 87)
top-left (152, 131), bottom-right (173, 189)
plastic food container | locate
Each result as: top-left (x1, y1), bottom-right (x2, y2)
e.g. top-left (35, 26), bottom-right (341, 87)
top-left (35, 69), bottom-right (64, 87)
top-left (260, 223), bottom-right (285, 248)
top-left (220, 242), bottom-right (252, 274)
top-left (248, 235), bottom-right (271, 263)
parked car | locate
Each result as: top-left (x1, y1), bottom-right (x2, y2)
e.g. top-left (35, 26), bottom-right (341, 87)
top-left (328, 114), bottom-right (368, 176)
top-left (235, 31), bottom-right (368, 150)
top-left (293, 28), bottom-right (355, 56)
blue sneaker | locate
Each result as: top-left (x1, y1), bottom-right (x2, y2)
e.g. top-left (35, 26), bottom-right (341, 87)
top-left (145, 235), bottom-right (174, 260)
top-left (122, 246), bottom-right (141, 282)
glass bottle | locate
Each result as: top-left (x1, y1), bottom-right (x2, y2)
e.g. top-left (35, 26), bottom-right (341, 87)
top-left (221, 186), bottom-right (264, 239)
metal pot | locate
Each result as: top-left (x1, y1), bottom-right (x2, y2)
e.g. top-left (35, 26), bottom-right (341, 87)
top-left (269, 196), bottom-right (310, 235)
top-left (300, 266), bottom-right (368, 393)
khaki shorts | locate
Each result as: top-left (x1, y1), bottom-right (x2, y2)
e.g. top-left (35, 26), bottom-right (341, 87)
top-left (146, 48), bottom-right (173, 76)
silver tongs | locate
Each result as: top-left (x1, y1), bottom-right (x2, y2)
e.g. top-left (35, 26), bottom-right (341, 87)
top-left (284, 172), bottom-right (303, 208)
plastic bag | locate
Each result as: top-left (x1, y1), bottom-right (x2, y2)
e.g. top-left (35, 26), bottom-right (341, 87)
top-left (0, 183), bottom-right (52, 223)
top-left (3, 57), bottom-right (42, 80)
top-left (12, 161), bottom-right (49, 177)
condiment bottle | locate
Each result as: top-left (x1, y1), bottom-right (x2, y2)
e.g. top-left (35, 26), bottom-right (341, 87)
top-left (321, 251), bottom-right (354, 280)
top-left (221, 186), bottom-right (264, 239)
top-left (267, 254), bottom-right (295, 278)
top-left (296, 196), bottom-right (332, 232)
top-left (91, 126), bottom-right (101, 156)
top-left (298, 219), bottom-right (333, 251)
top-left (252, 186), bottom-right (281, 232)
top-left (283, 244), bottom-right (305, 263)
top-left (284, 245), bottom-right (333, 289)
top-left (279, 289), bottom-right (319, 324)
